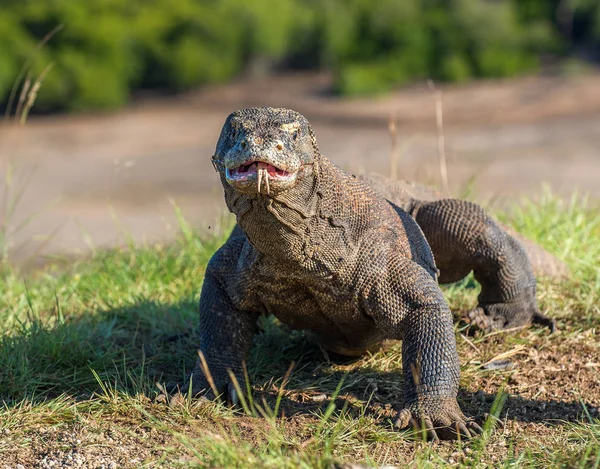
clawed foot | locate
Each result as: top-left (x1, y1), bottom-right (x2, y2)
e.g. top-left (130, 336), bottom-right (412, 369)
top-left (155, 371), bottom-right (246, 407)
top-left (155, 359), bottom-right (243, 407)
top-left (159, 381), bottom-right (240, 408)
top-left (394, 399), bottom-right (483, 441)
top-left (462, 302), bottom-right (555, 334)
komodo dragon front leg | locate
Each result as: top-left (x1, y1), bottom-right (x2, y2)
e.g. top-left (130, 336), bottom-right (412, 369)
top-left (185, 259), bottom-right (260, 401)
top-left (363, 251), bottom-right (482, 439)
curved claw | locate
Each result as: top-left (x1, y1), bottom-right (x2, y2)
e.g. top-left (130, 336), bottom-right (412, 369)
top-left (227, 382), bottom-right (239, 407)
top-left (482, 412), bottom-right (505, 429)
top-left (395, 404), bottom-right (481, 441)
top-left (411, 416), bottom-right (439, 442)
top-left (395, 408), bottom-right (412, 429)
top-left (468, 420), bottom-right (484, 435)
top-left (462, 307), bottom-right (495, 333)
top-left (435, 422), bottom-right (468, 441)
top-left (168, 391), bottom-right (186, 408)
top-left (457, 422), bottom-right (471, 438)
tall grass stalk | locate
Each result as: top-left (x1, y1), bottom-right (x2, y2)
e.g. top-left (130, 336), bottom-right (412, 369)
top-left (1, 29), bottom-right (59, 266)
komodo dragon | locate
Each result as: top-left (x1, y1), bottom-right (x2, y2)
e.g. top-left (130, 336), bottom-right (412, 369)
top-left (184, 107), bottom-right (560, 440)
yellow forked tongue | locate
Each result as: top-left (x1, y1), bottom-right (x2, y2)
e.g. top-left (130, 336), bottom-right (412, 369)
top-left (257, 162), bottom-right (270, 195)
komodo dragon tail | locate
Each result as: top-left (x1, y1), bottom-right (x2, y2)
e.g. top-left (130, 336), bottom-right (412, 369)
top-left (501, 225), bottom-right (569, 281)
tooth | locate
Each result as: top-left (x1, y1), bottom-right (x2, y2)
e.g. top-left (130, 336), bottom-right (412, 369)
top-left (264, 170), bottom-right (270, 194)
top-left (257, 166), bottom-right (262, 193)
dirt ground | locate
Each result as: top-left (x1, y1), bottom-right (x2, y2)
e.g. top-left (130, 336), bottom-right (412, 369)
top-left (1, 72), bottom-right (600, 264)
top-left (0, 307), bottom-right (598, 468)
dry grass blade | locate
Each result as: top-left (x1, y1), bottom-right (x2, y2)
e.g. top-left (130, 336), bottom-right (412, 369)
top-left (389, 113), bottom-right (398, 179)
top-left (435, 89), bottom-right (449, 195)
top-left (280, 360), bottom-right (294, 391)
top-left (20, 63), bottom-right (54, 125)
top-left (1, 28), bottom-right (60, 265)
top-left (197, 350), bottom-right (219, 398)
top-left (482, 345), bottom-right (528, 367)
top-left (3, 24), bottom-right (63, 122)
top-left (426, 80), bottom-right (449, 194)
top-left (14, 76), bottom-right (32, 122)
top-left (483, 325), bottom-right (529, 337)
top-left (264, 169), bottom-right (270, 194)
top-left (257, 167), bottom-right (263, 194)
top-left (460, 333), bottom-right (481, 354)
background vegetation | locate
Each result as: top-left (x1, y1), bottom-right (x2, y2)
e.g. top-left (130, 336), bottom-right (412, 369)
top-left (1, 0), bottom-right (599, 112)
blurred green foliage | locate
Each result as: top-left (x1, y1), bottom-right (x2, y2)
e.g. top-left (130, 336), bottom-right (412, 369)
top-left (1, 0), bottom-right (599, 112)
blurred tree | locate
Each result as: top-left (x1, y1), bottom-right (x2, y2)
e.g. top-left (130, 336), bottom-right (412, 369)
top-left (0, 10), bottom-right (39, 105)
top-left (13, 1), bottom-right (141, 111)
top-left (0, 0), bottom-right (594, 112)
top-left (334, 0), bottom-right (556, 95)
top-left (131, 0), bottom-right (243, 89)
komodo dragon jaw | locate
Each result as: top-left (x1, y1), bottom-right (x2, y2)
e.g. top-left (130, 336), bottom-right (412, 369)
top-left (226, 160), bottom-right (297, 195)
top-left (211, 106), bottom-right (317, 196)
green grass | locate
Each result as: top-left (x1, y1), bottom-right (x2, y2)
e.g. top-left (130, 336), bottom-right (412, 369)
top-left (0, 191), bottom-right (598, 468)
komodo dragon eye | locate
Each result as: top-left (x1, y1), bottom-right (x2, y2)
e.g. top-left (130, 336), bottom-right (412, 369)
top-left (281, 122), bottom-right (300, 141)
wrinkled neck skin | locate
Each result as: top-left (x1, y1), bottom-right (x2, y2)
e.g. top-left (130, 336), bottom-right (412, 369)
top-left (222, 161), bottom-right (324, 263)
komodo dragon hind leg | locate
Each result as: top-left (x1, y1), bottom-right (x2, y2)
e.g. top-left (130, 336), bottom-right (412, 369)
top-left (413, 199), bottom-right (555, 333)
top-left (358, 173), bottom-right (561, 334)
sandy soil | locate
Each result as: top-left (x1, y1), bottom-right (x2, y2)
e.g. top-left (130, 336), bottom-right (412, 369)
top-left (1, 72), bottom-right (599, 264)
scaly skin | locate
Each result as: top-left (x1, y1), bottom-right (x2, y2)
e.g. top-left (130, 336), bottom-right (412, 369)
top-left (186, 107), bottom-right (482, 440)
top-left (357, 175), bottom-right (569, 281)
top-left (360, 173), bottom-right (563, 332)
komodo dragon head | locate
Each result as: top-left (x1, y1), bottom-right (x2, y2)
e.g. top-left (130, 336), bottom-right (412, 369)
top-left (211, 107), bottom-right (319, 198)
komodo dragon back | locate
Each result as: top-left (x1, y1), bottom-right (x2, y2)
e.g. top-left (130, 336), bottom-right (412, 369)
top-left (360, 173), bottom-right (569, 281)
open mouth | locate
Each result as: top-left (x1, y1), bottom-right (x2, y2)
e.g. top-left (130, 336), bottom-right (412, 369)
top-left (226, 161), bottom-right (295, 194)
top-left (230, 161), bottom-right (290, 178)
